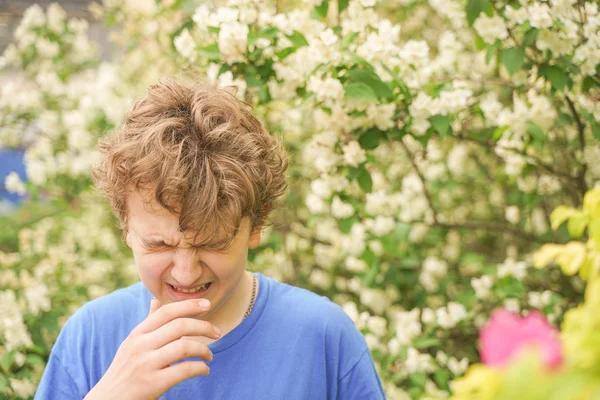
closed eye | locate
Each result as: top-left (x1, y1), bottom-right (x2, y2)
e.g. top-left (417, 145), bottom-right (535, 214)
top-left (141, 239), bottom-right (172, 250)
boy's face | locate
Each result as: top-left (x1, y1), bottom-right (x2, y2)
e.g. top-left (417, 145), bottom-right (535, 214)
top-left (125, 190), bottom-right (261, 320)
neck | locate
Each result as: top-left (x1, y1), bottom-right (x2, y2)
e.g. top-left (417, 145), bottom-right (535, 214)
top-left (204, 270), bottom-right (254, 333)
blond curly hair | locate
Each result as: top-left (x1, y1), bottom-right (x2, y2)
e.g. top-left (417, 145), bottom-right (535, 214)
top-left (93, 79), bottom-right (288, 249)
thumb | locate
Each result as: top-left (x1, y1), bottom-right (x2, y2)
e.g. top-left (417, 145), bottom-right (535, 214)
top-left (148, 297), bottom-right (162, 316)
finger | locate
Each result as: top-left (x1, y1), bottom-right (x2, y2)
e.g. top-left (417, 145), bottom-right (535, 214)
top-left (146, 317), bottom-right (221, 349)
top-left (158, 361), bottom-right (210, 391)
top-left (150, 337), bottom-right (213, 368)
top-left (148, 298), bottom-right (162, 316)
top-left (139, 299), bottom-right (211, 334)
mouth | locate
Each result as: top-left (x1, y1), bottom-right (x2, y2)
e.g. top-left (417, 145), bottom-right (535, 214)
top-left (167, 282), bottom-right (213, 299)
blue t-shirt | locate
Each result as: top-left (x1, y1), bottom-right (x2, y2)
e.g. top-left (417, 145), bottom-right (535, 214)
top-left (35, 272), bottom-right (385, 399)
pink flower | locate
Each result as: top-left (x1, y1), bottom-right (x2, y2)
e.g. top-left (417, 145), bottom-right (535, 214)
top-left (480, 309), bottom-right (562, 369)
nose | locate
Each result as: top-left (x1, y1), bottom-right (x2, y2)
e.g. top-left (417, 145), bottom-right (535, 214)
top-left (169, 248), bottom-right (204, 287)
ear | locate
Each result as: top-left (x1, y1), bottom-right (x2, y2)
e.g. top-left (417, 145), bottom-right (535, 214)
top-left (248, 225), bottom-right (262, 249)
top-left (125, 229), bottom-right (132, 248)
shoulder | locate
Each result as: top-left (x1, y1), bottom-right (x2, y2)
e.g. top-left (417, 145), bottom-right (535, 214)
top-left (54, 282), bottom-right (149, 360)
top-left (66, 281), bottom-right (149, 331)
top-left (262, 274), bottom-right (366, 346)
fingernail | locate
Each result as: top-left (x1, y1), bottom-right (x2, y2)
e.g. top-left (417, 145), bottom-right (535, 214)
top-left (214, 326), bottom-right (221, 336)
top-left (199, 299), bottom-right (210, 308)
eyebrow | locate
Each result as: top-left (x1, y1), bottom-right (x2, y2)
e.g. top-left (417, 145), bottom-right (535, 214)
top-left (139, 235), bottom-right (214, 251)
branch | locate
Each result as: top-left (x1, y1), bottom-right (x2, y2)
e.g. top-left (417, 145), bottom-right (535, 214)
top-left (419, 219), bottom-right (543, 243)
top-left (565, 95), bottom-right (589, 195)
top-left (399, 137), bottom-right (439, 225)
top-left (455, 133), bottom-right (574, 180)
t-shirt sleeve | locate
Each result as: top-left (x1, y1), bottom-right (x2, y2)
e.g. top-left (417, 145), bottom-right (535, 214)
top-left (34, 352), bottom-right (83, 400)
top-left (337, 348), bottom-right (386, 400)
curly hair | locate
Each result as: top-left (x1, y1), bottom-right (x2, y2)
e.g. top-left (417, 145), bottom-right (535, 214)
top-left (93, 79), bottom-right (288, 250)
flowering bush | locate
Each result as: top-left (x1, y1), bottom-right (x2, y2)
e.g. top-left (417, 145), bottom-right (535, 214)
top-left (1, 0), bottom-right (599, 398)
top-left (451, 188), bottom-right (600, 399)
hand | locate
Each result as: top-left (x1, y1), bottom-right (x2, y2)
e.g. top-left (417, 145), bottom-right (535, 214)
top-left (84, 298), bottom-right (221, 400)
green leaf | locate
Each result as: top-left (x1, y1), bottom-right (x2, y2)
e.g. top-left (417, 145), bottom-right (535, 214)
top-left (501, 47), bottom-right (525, 75)
top-left (539, 65), bottom-right (572, 91)
top-left (582, 76), bottom-right (599, 93)
top-left (466, 0), bottom-right (493, 26)
top-left (389, 127), bottom-right (406, 139)
top-left (347, 68), bottom-right (393, 100)
top-left (26, 353), bottom-right (45, 366)
top-left (485, 41), bottom-right (500, 64)
top-left (358, 129), bottom-right (380, 150)
top-left (0, 375), bottom-right (8, 395)
top-left (567, 210), bottom-right (588, 238)
top-left (550, 205), bottom-right (578, 230)
top-left (340, 32), bottom-right (358, 50)
top-left (430, 114), bottom-right (451, 136)
top-left (338, 216), bottom-right (357, 233)
top-left (287, 31), bottom-right (309, 48)
top-left (413, 337), bottom-right (441, 349)
top-left (0, 351), bottom-right (13, 373)
top-left (493, 126), bottom-right (509, 140)
top-left (357, 166), bottom-right (373, 193)
top-left (197, 43), bottom-right (220, 60)
top-left (338, 0), bottom-right (349, 14)
top-left (523, 28), bottom-right (539, 47)
top-left (434, 368), bottom-right (451, 389)
top-left (526, 122), bottom-right (546, 151)
top-left (314, 0), bottom-right (329, 18)
top-left (409, 372), bottom-right (428, 388)
top-left (591, 121), bottom-right (600, 141)
top-left (344, 82), bottom-right (378, 102)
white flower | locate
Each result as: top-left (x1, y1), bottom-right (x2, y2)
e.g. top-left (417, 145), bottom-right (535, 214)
top-left (47, 3), bottom-right (67, 33)
top-left (473, 14), bottom-right (508, 44)
top-left (504, 298), bottom-right (520, 313)
top-left (422, 308), bottom-right (436, 324)
top-left (366, 215), bottom-right (395, 236)
top-left (124, 0), bottom-right (156, 15)
top-left (331, 196), bottom-right (355, 219)
top-left (345, 256), bottom-right (368, 273)
top-left (341, 141), bottom-right (367, 167)
top-left (394, 309), bottom-right (422, 345)
top-left (497, 257), bottom-right (528, 279)
top-left (307, 76), bottom-right (345, 103)
top-left (448, 357), bottom-right (469, 375)
top-left (436, 302), bottom-right (467, 328)
top-left (447, 143), bottom-right (469, 176)
top-left (217, 71), bottom-right (247, 100)
top-left (367, 315), bottom-right (387, 337)
top-left (305, 193), bottom-right (328, 214)
top-left (192, 5), bottom-right (211, 28)
top-left (528, 3), bottom-right (553, 29)
top-left (504, 5), bottom-right (529, 27)
top-left (342, 301), bottom-right (360, 324)
top-left (319, 29), bottom-right (338, 46)
top-left (505, 205), bottom-right (520, 224)
top-left (311, 178), bottom-right (332, 199)
top-left (174, 29), bottom-right (197, 60)
top-left (419, 256), bottom-right (448, 292)
top-left (24, 283), bottom-right (51, 315)
top-left (0, 290), bottom-right (33, 351)
top-left (360, 288), bottom-right (387, 314)
top-left (19, 5), bottom-right (45, 32)
top-left (36, 38), bottom-right (60, 58)
top-left (360, 0), bottom-right (377, 7)
top-left (471, 275), bottom-right (494, 299)
top-left (404, 347), bottom-right (435, 373)
top-left (309, 269), bottom-right (330, 289)
top-left (9, 378), bottom-right (36, 398)
top-left (4, 172), bottom-right (26, 196)
top-left (218, 22), bottom-right (249, 64)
